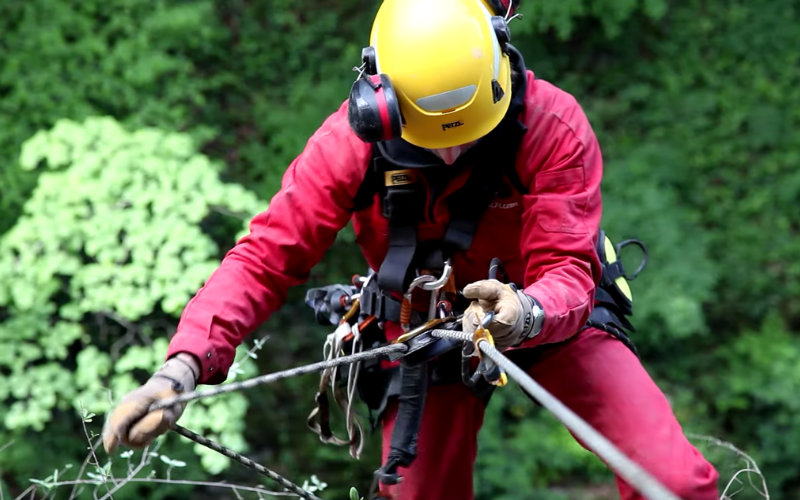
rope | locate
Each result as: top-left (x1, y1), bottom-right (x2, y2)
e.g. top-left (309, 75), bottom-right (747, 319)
top-left (153, 343), bottom-right (407, 500)
top-left (172, 425), bottom-right (323, 500)
top-left (429, 329), bottom-right (682, 500)
top-left (151, 343), bottom-right (408, 411)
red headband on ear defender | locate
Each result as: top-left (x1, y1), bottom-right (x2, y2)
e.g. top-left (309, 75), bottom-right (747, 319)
top-left (486, 0), bottom-right (520, 17)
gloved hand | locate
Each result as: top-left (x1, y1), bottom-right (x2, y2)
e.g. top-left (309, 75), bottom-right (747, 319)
top-left (461, 279), bottom-right (544, 351)
top-left (102, 353), bottom-right (200, 454)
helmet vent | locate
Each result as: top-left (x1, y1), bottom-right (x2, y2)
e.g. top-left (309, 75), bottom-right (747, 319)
top-left (415, 85), bottom-right (477, 112)
top-left (491, 79), bottom-right (505, 103)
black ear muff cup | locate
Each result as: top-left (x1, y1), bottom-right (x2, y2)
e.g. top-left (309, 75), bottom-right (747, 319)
top-left (348, 74), bottom-right (403, 143)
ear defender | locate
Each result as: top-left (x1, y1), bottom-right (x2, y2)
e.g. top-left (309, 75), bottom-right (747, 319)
top-left (347, 46), bottom-right (404, 143)
top-left (487, 0), bottom-right (519, 54)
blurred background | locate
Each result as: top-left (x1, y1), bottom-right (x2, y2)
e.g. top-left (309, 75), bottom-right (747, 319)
top-left (0, 0), bottom-right (797, 499)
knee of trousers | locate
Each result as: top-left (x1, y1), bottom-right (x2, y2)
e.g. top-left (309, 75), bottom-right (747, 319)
top-left (647, 454), bottom-right (721, 500)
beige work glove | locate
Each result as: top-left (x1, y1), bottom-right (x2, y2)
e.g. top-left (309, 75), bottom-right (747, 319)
top-left (462, 279), bottom-right (543, 351)
top-left (102, 353), bottom-right (200, 454)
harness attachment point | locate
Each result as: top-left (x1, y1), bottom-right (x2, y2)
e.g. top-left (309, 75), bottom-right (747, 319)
top-left (465, 311), bottom-right (508, 387)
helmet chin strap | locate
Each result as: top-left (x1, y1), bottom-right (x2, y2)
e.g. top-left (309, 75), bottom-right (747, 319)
top-left (428, 140), bottom-right (479, 165)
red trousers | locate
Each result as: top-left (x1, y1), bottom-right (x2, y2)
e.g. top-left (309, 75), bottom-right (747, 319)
top-left (379, 327), bottom-right (719, 500)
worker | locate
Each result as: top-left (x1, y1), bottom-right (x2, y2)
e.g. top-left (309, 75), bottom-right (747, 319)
top-left (101, 0), bottom-right (720, 498)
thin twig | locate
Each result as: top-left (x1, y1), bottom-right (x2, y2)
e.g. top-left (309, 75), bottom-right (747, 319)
top-left (95, 457), bottom-right (147, 500)
top-left (68, 438), bottom-right (102, 500)
top-left (686, 433), bottom-right (770, 500)
top-left (13, 484), bottom-right (36, 500)
top-left (722, 468), bottom-right (760, 499)
top-left (41, 479), bottom-right (298, 497)
top-left (13, 463), bottom-right (77, 500)
top-left (0, 441), bottom-right (15, 455)
top-left (95, 312), bottom-right (111, 347)
top-left (209, 205), bottom-right (253, 221)
top-left (228, 335), bottom-right (271, 376)
top-left (78, 404), bottom-right (115, 498)
top-left (105, 312), bottom-right (152, 347)
top-left (0, 439), bottom-right (13, 500)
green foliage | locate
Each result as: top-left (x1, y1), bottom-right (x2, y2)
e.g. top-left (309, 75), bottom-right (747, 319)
top-left (475, 389), bottom-right (611, 500)
top-left (195, 0), bottom-right (372, 198)
top-left (0, 117), bottom-right (263, 481)
top-left (1, 0), bottom-right (798, 499)
top-left (0, 0), bottom-right (224, 234)
top-left (698, 312), bottom-right (800, 491)
top-left (513, 0), bottom-right (668, 39)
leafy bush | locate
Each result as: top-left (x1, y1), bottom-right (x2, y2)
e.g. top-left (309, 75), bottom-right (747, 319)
top-left (1, 0), bottom-right (799, 498)
top-left (0, 117), bottom-right (264, 493)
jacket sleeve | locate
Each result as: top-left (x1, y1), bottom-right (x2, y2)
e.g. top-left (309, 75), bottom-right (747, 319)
top-left (516, 91), bottom-right (604, 348)
top-left (166, 103), bottom-right (372, 384)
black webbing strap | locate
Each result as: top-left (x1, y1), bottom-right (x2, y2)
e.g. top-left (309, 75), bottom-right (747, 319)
top-left (378, 225), bottom-right (418, 294)
top-left (602, 260), bottom-right (626, 286)
top-left (372, 114), bottom-right (528, 295)
top-left (377, 166), bottom-right (427, 294)
top-left (372, 360), bottom-right (429, 491)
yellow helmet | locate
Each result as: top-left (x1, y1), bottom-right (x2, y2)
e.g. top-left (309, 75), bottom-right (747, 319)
top-left (347, 0), bottom-right (514, 150)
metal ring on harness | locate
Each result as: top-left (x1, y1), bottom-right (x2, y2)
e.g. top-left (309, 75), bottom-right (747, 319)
top-left (614, 239), bottom-right (648, 280)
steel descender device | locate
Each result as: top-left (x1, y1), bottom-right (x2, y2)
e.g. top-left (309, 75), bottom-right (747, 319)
top-left (462, 310), bottom-right (508, 388)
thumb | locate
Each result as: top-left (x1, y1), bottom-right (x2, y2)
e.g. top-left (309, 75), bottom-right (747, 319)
top-left (462, 280), bottom-right (506, 301)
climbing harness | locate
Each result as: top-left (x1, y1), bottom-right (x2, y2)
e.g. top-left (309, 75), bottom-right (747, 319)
top-left (148, 264), bottom-right (677, 500)
top-left (148, 228), bottom-right (651, 499)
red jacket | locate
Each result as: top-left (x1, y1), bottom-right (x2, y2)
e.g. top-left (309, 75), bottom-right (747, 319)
top-left (167, 69), bottom-right (604, 385)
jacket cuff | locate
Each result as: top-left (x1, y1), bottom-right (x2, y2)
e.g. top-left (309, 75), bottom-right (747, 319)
top-left (165, 332), bottom-right (233, 385)
top-left (517, 286), bottom-right (556, 348)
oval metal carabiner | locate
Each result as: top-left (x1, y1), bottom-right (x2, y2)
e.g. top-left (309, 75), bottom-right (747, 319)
top-left (420, 259), bottom-right (453, 291)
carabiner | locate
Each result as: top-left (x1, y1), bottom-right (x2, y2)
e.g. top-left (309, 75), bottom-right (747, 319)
top-left (420, 259), bottom-right (453, 291)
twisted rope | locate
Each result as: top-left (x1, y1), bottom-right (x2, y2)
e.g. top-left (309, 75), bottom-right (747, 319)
top-left (151, 343), bottom-right (408, 410)
top-left (173, 426), bottom-right (323, 500)
top-left (154, 343), bottom-right (408, 499)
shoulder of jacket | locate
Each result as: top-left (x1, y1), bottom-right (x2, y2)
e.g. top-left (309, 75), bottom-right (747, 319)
top-left (304, 100), bottom-right (374, 171)
top-left (300, 100), bottom-right (377, 206)
top-left (520, 71), bottom-right (594, 143)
